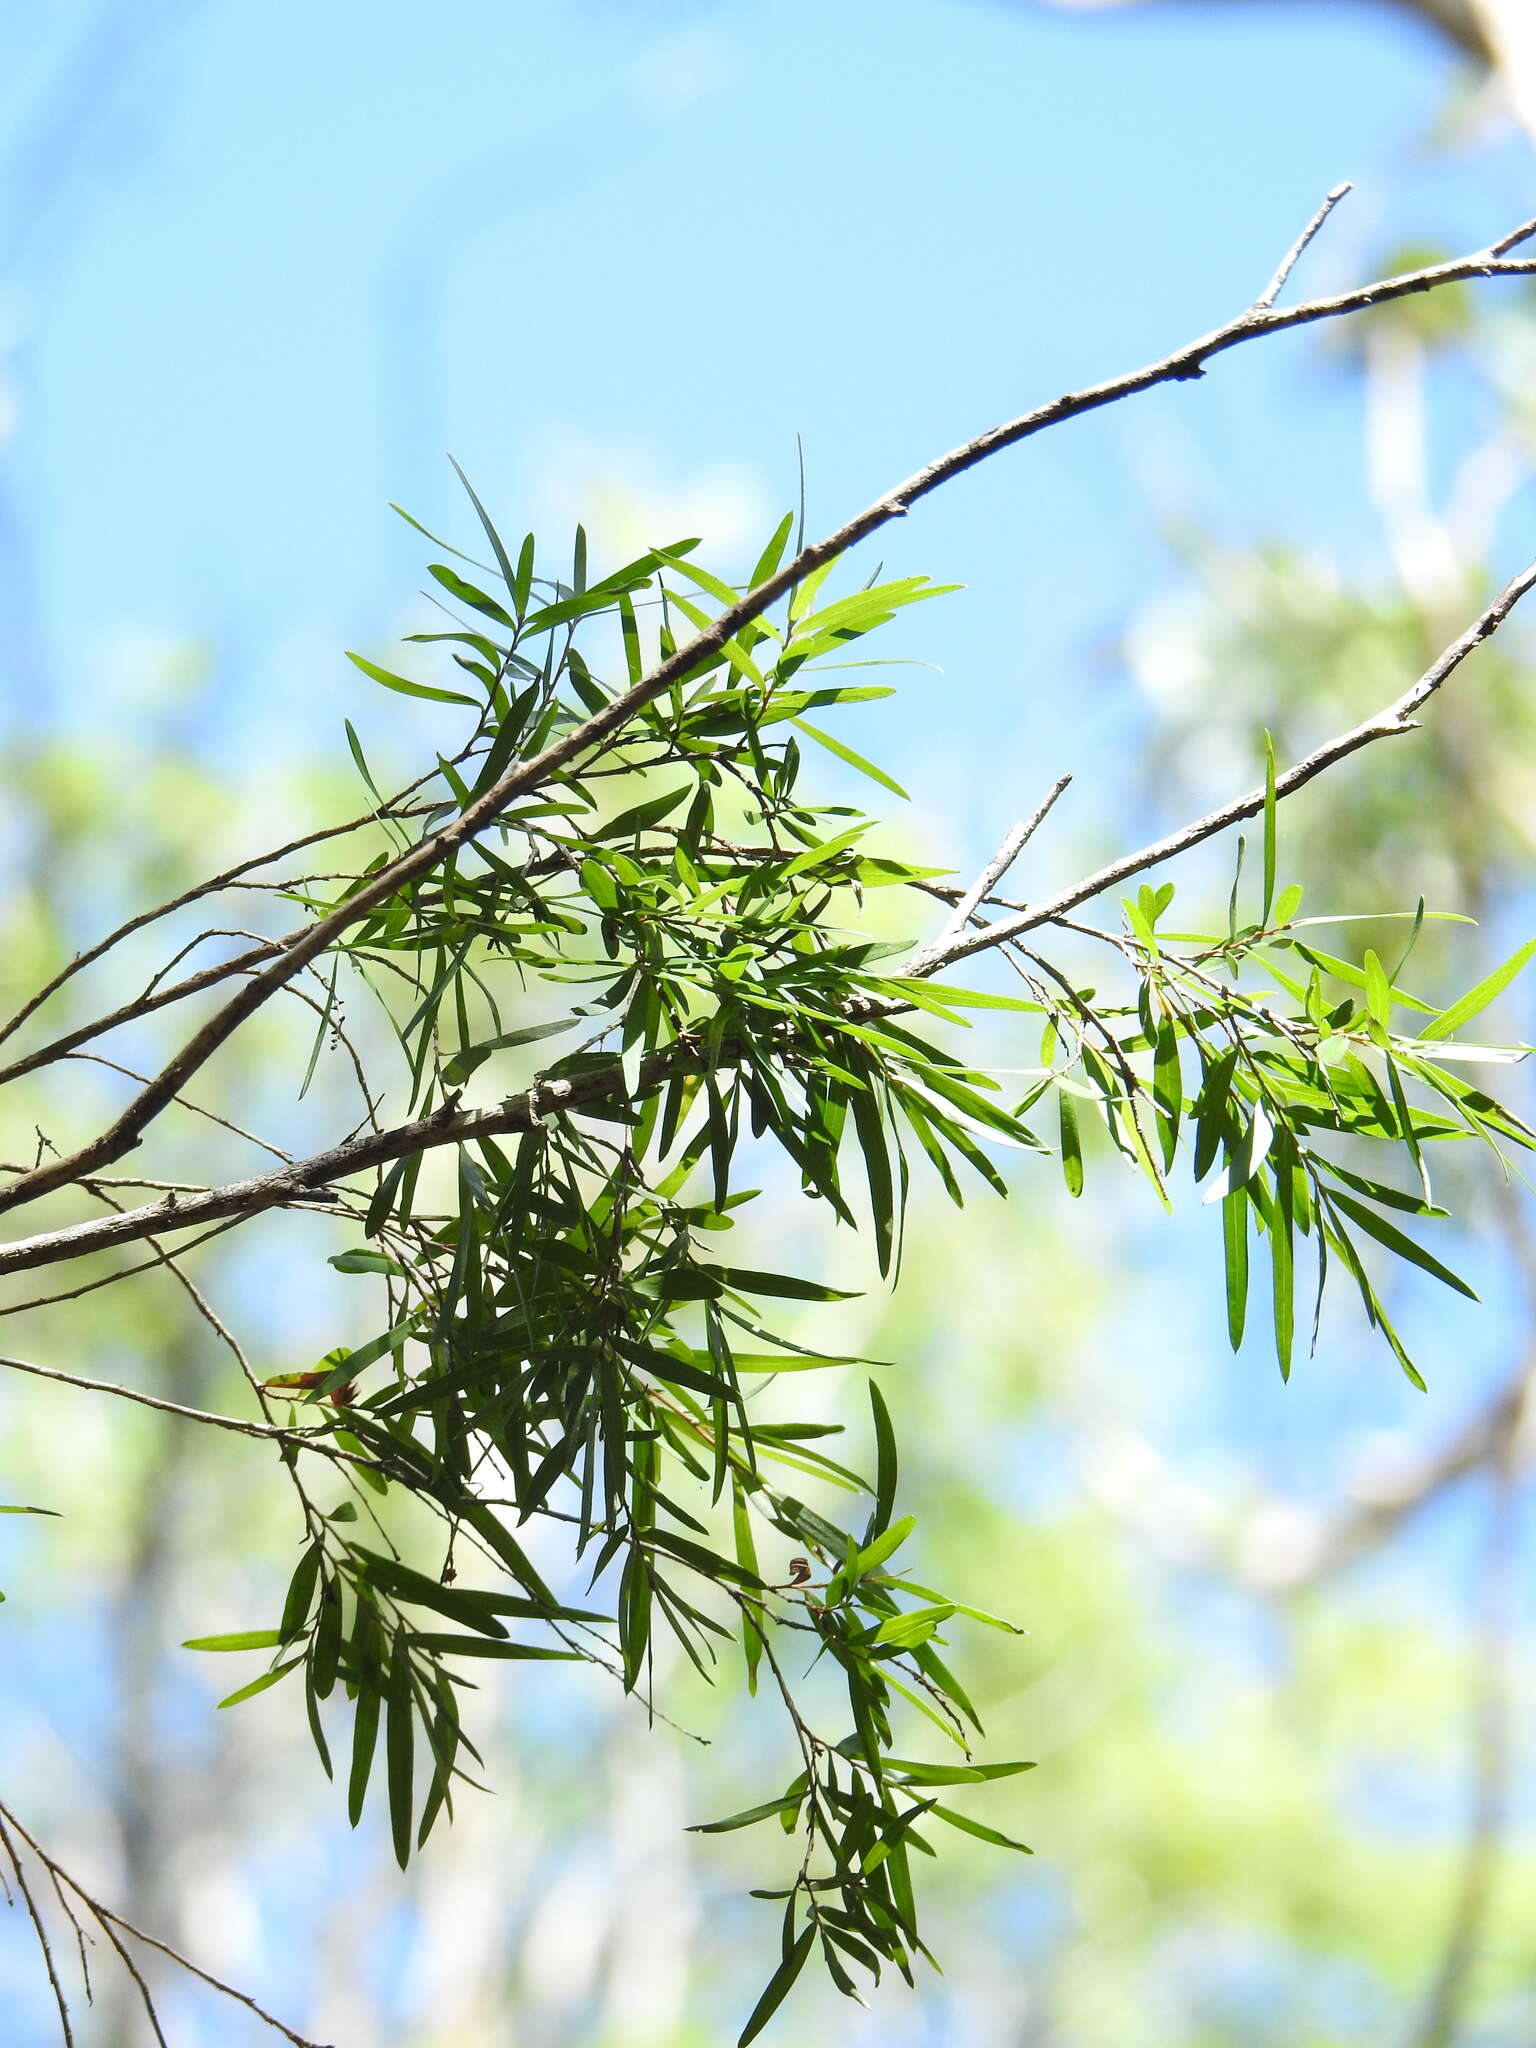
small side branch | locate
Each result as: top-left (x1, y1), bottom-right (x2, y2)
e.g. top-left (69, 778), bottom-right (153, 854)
top-left (0, 1351), bottom-right (313, 1443)
top-left (922, 553), bottom-right (1536, 974)
top-left (0, 1800), bottom-right (331, 2048)
top-left (1253, 183), bottom-right (1352, 311)
top-left (908, 773), bottom-right (1072, 971)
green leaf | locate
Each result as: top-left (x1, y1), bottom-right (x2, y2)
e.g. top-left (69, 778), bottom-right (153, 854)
top-left (851, 1514), bottom-right (916, 1583)
top-left (1223, 1186), bottom-right (1249, 1350)
top-left (329, 1249), bottom-right (408, 1277)
top-left (183, 1630), bottom-right (285, 1653)
top-left (778, 823), bottom-right (871, 881)
top-left (428, 562), bottom-right (516, 628)
top-left (873, 1603), bottom-right (955, 1648)
top-left (885, 1758), bottom-right (1035, 1785)
top-left (1271, 1163), bottom-right (1295, 1383)
top-left (442, 1015), bottom-right (578, 1085)
top-left (932, 1803), bottom-right (1032, 1853)
top-left (881, 979), bottom-right (1042, 1013)
top-left (279, 1544), bottom-right (322, 1645)
top-left (348, 1685), bottom-right (380, 1828)
top-left (738, 1925), bottom-right (815, 2046)
top-left (346, 651), bottom-right (479, 708)
top-left (868, 1380), bottom-right (897, 1542)
top-left (217, 1658), bottom-right (303, 1710)
top-left (386, 1633), bottom-right (415, 1869)
top-left (1326, 1188), bottom-right (1478, 1301)
top-left (447, 458), bottom-right (521, 601)
top-left (688, 1797), bottom-right (801, 1835)
top-left (1273, 881), bottom-right (1304, 926)
top-left (789, 717), bottom-right (908, 798)
top-left (1364, 949), bottom-right (1392, 1030)
top-left (1202, 1104), bottom-right (1274, 1204)
top-left (731, 1484), bottom-right (764, 1696)
top-left (1058, 1087), bottom-right (1084, 1198)
top-left (710, 1267), bottom-right (861, 1303)
top-left (1421, 936), bottom-right (1536, 1042)
top-left (409, 1636), bottom-right (582, 1660)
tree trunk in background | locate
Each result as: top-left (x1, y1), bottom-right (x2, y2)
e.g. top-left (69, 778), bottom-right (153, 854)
top-left (1470, 0), bottom-right (1536, 142)
top-left (1028, 2), bottom-right (1536, 146)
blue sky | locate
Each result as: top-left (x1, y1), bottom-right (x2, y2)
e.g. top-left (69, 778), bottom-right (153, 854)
top-left (4, 0), bottom-right (1526, 837)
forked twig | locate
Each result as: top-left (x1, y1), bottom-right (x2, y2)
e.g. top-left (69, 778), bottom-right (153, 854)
top-left (0, 1800), bottom-right (330, 2048)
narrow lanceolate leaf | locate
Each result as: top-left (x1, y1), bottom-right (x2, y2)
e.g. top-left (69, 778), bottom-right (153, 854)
top-left (217, 1658), bottom-right (303, 1710)
top-left (386, 1633), bottom-right (415, 1870)
top-left (1326, 1188), bottom-right (1479, 1301)
top-left (346, 650), bottom-right (479, 708)
top-left (851, 1514), bottom-right (916, 1584)
top-left (1058, 1086), bottom-right (1084, 1197)
top-left (732, 1483), bottom-right (763, 1696)
top-left (448, 456), bottom-right (521, 599)
top-left (868, 1380), bottom-right (898, 1542)
top-left (849, 1079), bottom-right (897, 1278)
top-left (873, 1603), bottom-right (955, 1649)
top-left (1364, 949), bottom-right (1392, 1030)
top-left (183, 1630), bottom-right (285, 1653)
top-left (738, 1925), bottom-right (816, 2046)
top-left (348, 1686), bottom-right (380, 1828)
top-left (1223, 1186), bottom-right (1249, 1351)
top-left (1421, 935), bottom-right (1536, 1042)
top-left (688, 1797), bottom-right (801, 1835)
top-left (1203, 1104), bottom-right (1274, 1205)
top-left (789, 717), bottom-right (909, 797)
top-left (885, 1758), bottom-right (1036, 1785)
top-left (1270, 1164), bottom-right (1295, 1382)
top-left (932, 1803), bottom-right (1032, 1853)
top-left (442, 1015), bottom-right (578, 1084)
top-left (1152, 1018), bottom-right (1181, 1168)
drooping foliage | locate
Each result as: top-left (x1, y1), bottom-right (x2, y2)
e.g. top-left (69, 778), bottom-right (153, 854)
top-left (160, 490), bottom-right (1536, 2035)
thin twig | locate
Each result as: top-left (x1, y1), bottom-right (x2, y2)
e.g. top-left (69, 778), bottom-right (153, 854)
top-left (909, 773), bottom-right (1073, 970)
top-left (0, 1351), bottom-right (311, 1441)
top-left (1253, 183), bottom-right (1352, 311)
top-left (0, 806), bottom-right (424, 1053)
top-left (0, 1810), bottom-right (74, 2046)
top-left (0, 1800), bottom-right (330, 2048)
top-left (915, 554), bottom-right (1536, 975)
top-left (1488, 213), bottom-right (1536, 259)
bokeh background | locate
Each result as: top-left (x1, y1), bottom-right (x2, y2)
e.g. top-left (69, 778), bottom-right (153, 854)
top-left (3, 1), bottom-right (1536, 2042)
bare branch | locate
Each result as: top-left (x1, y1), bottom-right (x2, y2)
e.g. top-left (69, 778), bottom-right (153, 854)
top-left (0, 1065), bottom-right (628, 1275)
top-left (0, 799), bottom-right (434, 1053)
top-left (0, 1350), bottom-right (310, 1441)
top-left (0, 1800), bottom-right (331, 2048)
top-left (0, 1809), bottom-right (74, 2047)
top-left (1488, 213), bottom-right (1536, 259)
top-left (1253, 182), bottom-right (1352, 311)
top-left (909, 773), bottom-right (1073, 970)
top-left (919, 553), bottom-right (1536, 974)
